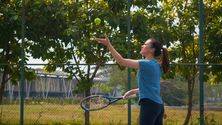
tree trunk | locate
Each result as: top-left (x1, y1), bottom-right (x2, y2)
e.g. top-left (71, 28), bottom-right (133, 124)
top-left (0, 68), bottom-right (8, 104)
top-left (0, 43), bottom-right (10, 104)
top-left (183, 77), bottom-right (195, 125)
top-left (84, 89), bottom-right (90, 125)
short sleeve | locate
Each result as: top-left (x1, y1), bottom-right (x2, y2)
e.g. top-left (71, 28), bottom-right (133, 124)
top-left (138, 59), bottom-right (153, 71)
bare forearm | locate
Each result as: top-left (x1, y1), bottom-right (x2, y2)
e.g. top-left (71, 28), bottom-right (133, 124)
top-left (107, 43), bottom-right (125, 65)
top-left (130, 88), bottom-right (139, 94)
top-left (123, 88), bottom-right (139, 99)
top-left (95, 37), bottom-right (139, 69)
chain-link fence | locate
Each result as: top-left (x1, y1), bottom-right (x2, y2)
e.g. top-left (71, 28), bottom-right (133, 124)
top-left (0, 64), bottom-right (222, 125)
top-left (1, 0), bottom-right (221, 124)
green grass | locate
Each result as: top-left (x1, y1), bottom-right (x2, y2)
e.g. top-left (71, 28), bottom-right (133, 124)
top-left (0, 104), bottom-right (221, 125)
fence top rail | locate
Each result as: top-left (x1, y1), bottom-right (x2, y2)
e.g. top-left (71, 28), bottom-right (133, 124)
top-left (0, 63), bottom-right (222, 66)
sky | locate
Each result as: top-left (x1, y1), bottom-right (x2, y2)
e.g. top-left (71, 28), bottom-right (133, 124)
top-left (27, 56), bottom-right (47, 69)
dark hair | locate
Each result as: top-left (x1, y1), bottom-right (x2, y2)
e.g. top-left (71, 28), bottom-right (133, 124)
top-left (149, 38), bottom-right (169, 74)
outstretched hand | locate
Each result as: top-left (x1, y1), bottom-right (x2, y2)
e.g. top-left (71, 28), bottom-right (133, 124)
top-left (94, 36), bottom-right (111, 47)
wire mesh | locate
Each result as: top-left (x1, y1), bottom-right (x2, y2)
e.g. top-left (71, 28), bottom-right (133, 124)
top-left (0, 64), bottom-right (222, 125)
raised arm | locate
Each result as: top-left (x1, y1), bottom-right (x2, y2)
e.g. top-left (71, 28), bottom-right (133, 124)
top-left (95, 37), bottom-right (139, 69)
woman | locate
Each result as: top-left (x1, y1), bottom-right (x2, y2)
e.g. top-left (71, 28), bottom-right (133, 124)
top-left (95, 37), bottom-right (169, 125)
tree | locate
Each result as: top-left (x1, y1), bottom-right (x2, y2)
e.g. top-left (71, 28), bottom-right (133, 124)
top-left (204, 0), bottom-right (222, 84)
top-left (0, 0), bottom-right (36, 104)
top-left (23, 0), bottom-right (128, 124)
top-left (161, 0), bottom-right (201, 124)
top-left (162, 0), bottom-right (222, 124)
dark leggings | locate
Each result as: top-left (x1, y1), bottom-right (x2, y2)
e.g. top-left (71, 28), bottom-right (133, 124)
top-left (139, 98), bottom-right (164, 125)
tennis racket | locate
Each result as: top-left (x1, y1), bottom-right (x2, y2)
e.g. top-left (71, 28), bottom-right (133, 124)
top-left (80, 95), bottom-right (123, 111)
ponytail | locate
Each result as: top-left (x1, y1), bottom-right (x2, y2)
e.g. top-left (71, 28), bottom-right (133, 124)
top-left (161, 48), bottom-right (169, 74)
top-left (149, 38), bottom-right (170, 74)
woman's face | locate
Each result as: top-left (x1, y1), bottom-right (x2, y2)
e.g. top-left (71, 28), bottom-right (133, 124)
top-left (140, 39), bottom-right (154, 57)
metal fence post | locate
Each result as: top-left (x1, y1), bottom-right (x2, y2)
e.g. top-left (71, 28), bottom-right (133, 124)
top-left (127, 0), bottom-right (132, 125)
top-left (20, 0), bottom-right (26, 124)
top-left (198, 0), bottom-right (205, 124)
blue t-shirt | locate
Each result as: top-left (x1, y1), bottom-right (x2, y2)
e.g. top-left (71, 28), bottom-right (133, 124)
top-left (137, 59), bottom-right (163, 104)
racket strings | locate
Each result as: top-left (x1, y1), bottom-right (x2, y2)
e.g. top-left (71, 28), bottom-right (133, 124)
top-left (82, 96), bottom-right (110, 110)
